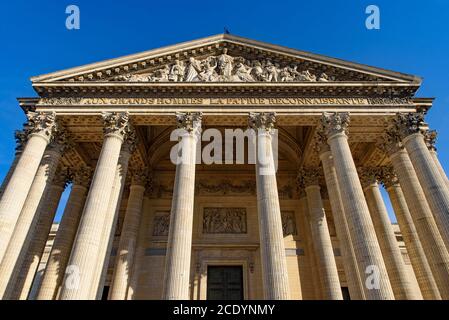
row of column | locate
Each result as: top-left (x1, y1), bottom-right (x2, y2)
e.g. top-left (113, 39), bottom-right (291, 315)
top-left (298, 112), bottom-right (449, 300)
top-left (0, 110), bottom-right (448, 300)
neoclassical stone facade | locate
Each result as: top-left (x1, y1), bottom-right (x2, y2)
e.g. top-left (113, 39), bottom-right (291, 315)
top-left (0, 34), bottom-right (448, 300)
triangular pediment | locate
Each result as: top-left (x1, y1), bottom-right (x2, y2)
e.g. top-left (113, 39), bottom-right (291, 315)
top-left (31, 34), bottom-right (421, 84)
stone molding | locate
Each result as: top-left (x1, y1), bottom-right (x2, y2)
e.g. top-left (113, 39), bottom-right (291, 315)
top-left (248, 112), bottom-right (276, 133)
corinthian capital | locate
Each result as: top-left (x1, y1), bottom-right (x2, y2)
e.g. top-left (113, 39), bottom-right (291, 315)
top-left (313, 126), bottom-right (330, 154)
top-left (297, 167), bottom-right (322, 188)
top-left (26, 111), bottom-right (57, 140)
top-left (394, 112), bottom-right (426, 139)
top-left (72, 166), bottom-right (93, 187)
top-left (176, 112), bottom-right (202, 134)
top-left (248, 112), bottom-right (276, 132)
top-left (14, 129), bottom-right (28, 155)
top-left (321, 112), bottom-right (350, 138)
top-left (48, 124), bottom-right (73, 154)
top-left (102, 111), bottom-right (131, 138)
top-left (52, 167), bottom-right (71, 189)
top-left (378, 166), bottom-right (399, 189)
top-left (122, 123), bottom-right (138, 154)
top-left (357, 167), bottom-right (381, 188)
top-left (424, 129), bottom-right (437, 152)
top-left (131, 167), bottom-right (149, 186)
top-left (378, 126), bottom-right (403, 156)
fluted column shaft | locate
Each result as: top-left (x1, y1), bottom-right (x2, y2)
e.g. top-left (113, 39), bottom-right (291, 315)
top-left (362, 177), bottom-right (419, 300)
top-left (429, 150), bottom-right (449, 190)
top-left (249, 113), bottom-right (290, 300)
top-left (384, 179), bottom-right (441, 299)
top-left (320, 150), bottom-right (365, 300)
top-left (322, 112), bottom-right (394, 300)
top-left (304, 183), bottom-right (343, 300)
top-left (401, 133), bottom-right (449, 249)
top-left (127, 195), bottom-right (150, 299)
top-left (92, 147), bottom-right (132, 299)
top-left (0, 146), bottom-right (62, 299)
top-left (298, 196), bottom-right (323, 299)
top-left (0, 112), bottom-right (56, 262)
top-left (162, 112), bottom-right (201, 300)
top-left (59, 112), bottom-right (130, 300)
top-left (0, 130), bottom-right (26, 200)
top-left (36, 170), bottom-right (90, 300)
top-left (109, 180), bottom-right (145, 300)
top-left (13, 178), bottom-right (66, 300)
top-left (388, 148), bottom-right (449, 298)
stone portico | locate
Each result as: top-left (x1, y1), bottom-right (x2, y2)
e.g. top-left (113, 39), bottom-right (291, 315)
top-left (0, 34), bottom-right (448, 300)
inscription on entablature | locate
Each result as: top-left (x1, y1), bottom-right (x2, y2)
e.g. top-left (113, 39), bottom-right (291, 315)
top-left (37, 97), bottom-right (412, 107)
top-left (203, 207), bottom-right (247, 234)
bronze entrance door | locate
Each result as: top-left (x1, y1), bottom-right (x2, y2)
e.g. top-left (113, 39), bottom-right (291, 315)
top-left (206, 266), bottom-right (244, 300)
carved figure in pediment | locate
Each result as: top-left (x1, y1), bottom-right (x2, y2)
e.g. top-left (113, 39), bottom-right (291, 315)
top-left (185, 57), bottom-right (202, 81)
top-left (318, 72), bottom-right (330, 82)
top-left (168, 59), bottom-right (185, 82)
top-left (280, 67), bottom-right (296, 82)
top-left (233, 57), bottom-right (255, 82)
top-left (297, 70), bottom-right (317, 82)
top-left (150, 65), bottom-right (170, 82)
top-left (216, 48), bottom-right (234, 81)
top-left (265, 60), bottom-right (279, 82)
top-left (198, 56), bottom-right (218, 81)
top-left (250, 60), bottom-right (266, 81)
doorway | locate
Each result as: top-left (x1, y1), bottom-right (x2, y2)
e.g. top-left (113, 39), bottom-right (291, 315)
top-left (206, 266), bottom-right (244, 300)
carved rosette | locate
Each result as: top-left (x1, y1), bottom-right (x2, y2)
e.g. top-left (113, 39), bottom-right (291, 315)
top-left (394, 112), bottom-right (426, 139)
top-left (357, 167), bottom-right (381, 188)
top-left (26, 111), bottom-right (57, 141)
top-left (102, 111), bottom-right (131, 139)
top-left (176, 112), bottom-right (202, 136)
top-left (248, 112), bottom-right (276, 133)
top-left (424, 129), bottom-right (438, 152)
top-left (378, 166), bottom-right (399, 189)
top-left (321, 112), bottom-right (350, 138)
top-left (297, 167), bottom-right (322, 188)
top-left (72, 166), bottom-right (93, 187)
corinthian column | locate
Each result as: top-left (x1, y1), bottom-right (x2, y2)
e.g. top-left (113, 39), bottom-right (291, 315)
top-left (395, 113), bottom-right (449, 251)
top-left (162, 112), bottom-right (202, 300)
top-left (0, 129), bottom-right (27, 199)
top-left (0, 125), bottom-right (67, 299)
top-left (379, 167), bottom-right (441, 300)
top-left (359, 167), bottom-right (419, 300)
top-left (299, 168), bottom-right (342, 300)
top-left (36, 166), bottom-right (92, 300)
top-left (91, 132), bottom-right (135, 299)
top-left (423, 130), bottom-right (449, 190)
top-left (321, 112), bottom-right (394, 300)
top-left (13, 168), bottom-right (70, 300)
top-left (249, 112), bottom-right (290, 300)
top-left (0, 112), bottom-right (56, 262)
top-left (316, 134), bottom-right (365, 300)
top-left (382, 130), bottom-right (449, 299)
top-left (109, 169), bottom-right (147, 300)
top-left (59, 112), bottom-right (131, 300)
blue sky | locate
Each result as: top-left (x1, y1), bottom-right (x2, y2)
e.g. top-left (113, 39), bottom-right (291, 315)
top-left (0, 0), bottom-right (448, 222)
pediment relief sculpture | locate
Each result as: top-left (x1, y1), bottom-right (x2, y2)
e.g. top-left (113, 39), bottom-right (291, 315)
top-left (113, 49), bottom-right (334, 83)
